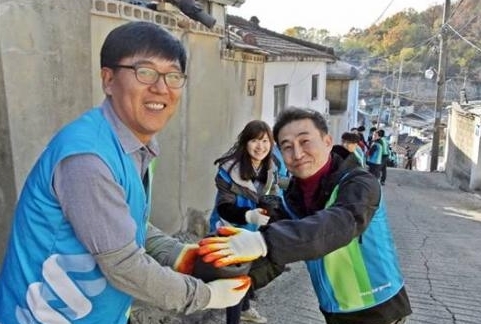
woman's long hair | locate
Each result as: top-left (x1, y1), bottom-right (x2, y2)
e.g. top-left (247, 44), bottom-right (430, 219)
top-left (215, 120), bottom-right (275, 182)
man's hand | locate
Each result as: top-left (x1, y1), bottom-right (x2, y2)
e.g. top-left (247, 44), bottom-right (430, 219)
top-left (173, 243), bottom-right (199, 274)
top-left (204, 275), bottom-right (251, 309)
top-left (198, 227), bottom-right (267, 268)
top-left (245, 208), bottom-right (270, 226)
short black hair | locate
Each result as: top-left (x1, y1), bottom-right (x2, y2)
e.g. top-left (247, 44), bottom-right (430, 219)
top-left (357, 125), bottom-right (365, 132)
top-left (100, 21), bottom-right (187, 72)
top-left (377, 129), bottom-right (385, 137)
top-left (273, 107), bottom-right (328, 143)
top-left (341, 132), bottom-right (360, 144)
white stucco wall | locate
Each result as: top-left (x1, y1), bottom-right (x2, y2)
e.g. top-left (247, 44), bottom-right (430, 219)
top-left (261, 60), bottom-right (327, 126)
top-left (346, 79), bottom-right (360, 133)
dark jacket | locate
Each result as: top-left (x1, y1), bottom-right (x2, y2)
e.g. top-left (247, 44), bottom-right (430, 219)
top-left (260, 150), bottom-right (411, 324)
top-left (209, 158), bottom-right (280, 232)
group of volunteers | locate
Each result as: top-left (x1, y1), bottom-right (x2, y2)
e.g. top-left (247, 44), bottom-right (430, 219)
top-left (0, 21), bottom-right (411, 324)
top-left (341, 126), bottom-right (394, 185)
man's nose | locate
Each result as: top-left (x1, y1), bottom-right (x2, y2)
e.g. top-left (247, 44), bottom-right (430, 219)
top-left (293, 144), bottom-right (304, 160)
top-left (150, 76), bottom-right (169, 93)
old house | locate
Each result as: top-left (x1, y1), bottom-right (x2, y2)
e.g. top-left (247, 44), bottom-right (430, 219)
top-left (225, 14), bottom-right (336, 126)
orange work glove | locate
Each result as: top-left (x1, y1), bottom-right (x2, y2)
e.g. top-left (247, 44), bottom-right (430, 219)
top-left (198, 227), bottom-right (267, 268)
top-left (204, 275), bottom-right (252, 309)
top-left (173, 243), bottom-right (199, 274)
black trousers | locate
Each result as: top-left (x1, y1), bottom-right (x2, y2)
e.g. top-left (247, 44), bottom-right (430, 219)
top-left (405, 159), bottom-right (413, 170)
top-left (367, 163), bottom-right (382, 179)
top-left (380, 155), bottom-right (389, 183)
top-left (225, 286), bottom-right (254, 324)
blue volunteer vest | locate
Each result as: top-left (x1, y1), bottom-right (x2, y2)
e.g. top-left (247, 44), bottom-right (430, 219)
top-left (367, 142), bottom-right (383, 165)
top-left (0, 108), bottom-right (150, 324)
top-left (209, 168), bottom-right (258, 232)
top-left (380, 137), bottom-right (390, 156)
top-left (283, 174), bottom-right (404, 313)
top-left (354, 146), bottom-right (366, 168)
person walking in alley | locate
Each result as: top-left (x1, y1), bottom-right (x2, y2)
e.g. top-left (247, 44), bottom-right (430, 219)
top-left (368, 126), bottom-right (377, 147)
top-left (366, 130), bottom-right (384, 179)
top-left (0, 21), bottom-right (250, 323)
top-left (341, 131), bottom-right (366, 168)
top-left (377, 129), bottom-right (390, 185)
top-left (209, 120), bottom-right (288, 324)
top-left (199, 107), bottom-right (412, 324)
top-left (356, 125), bottom-right (369, 153)
top-left (405, 146), bottom-right (414, 170)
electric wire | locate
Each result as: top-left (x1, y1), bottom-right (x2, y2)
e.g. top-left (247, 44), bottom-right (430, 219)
top-left (445, 23), bottom-right (481, 53)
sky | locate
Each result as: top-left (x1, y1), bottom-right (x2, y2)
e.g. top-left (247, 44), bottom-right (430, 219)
top-left (227, 0), bottom-right (445, 36)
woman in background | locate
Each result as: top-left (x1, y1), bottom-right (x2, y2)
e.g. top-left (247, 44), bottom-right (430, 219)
top-left (209, 120), bottom-right (284, 324)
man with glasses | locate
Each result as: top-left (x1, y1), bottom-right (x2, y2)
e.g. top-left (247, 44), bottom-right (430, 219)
top-left (0, 21), bottom-right (250, 323)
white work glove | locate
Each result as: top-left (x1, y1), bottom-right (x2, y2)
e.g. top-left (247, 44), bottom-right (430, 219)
top-left (204, 275), bottom-right (251, 309)
top-left (245, 208), bottom-right (270, 226)
top-left (198, 227), bottom-right (268, 268)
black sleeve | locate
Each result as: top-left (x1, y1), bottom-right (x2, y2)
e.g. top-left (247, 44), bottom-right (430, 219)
top-left (261, 170), bottom-right (381, 265)
top-left (217, 204), bottom-right (250, 225)
top-left (214, 173), bottom-right (250, 225)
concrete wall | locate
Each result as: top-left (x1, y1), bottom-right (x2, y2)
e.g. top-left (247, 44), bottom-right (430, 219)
top-left (151, 37), bottom-right (264, 233)
top-left (0, 0), bottom-right (92, 262)
top-left (446, 103), bottom-right (481, 191)
top-left (0, 0), bottom-right (268, 263)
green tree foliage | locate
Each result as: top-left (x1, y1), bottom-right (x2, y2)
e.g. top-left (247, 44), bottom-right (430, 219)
top-left (285, 26), bottom-right (343, 53)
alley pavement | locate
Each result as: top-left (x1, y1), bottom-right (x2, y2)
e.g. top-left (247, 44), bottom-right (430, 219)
top-left (131, 168), bottom-right (481, 323)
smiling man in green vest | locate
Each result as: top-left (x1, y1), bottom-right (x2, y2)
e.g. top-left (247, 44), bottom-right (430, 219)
top-left (199, 107), bottom-right (412, 324)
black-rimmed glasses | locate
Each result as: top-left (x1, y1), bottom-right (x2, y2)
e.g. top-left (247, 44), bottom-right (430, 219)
top-left (111, 64), bottom-right (187, 89)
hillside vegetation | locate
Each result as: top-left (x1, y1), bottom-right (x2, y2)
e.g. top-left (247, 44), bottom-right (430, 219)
top-left (284, 0), bottom-right (481, 82)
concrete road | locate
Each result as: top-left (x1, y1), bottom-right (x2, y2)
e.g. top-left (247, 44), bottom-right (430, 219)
top-left (131, 168), bottom-right (481, 323)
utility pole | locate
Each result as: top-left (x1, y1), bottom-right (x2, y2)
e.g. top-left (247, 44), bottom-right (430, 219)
top-left (377, 61), bottom-right (390, 127)
top-left (430, 0), bottom-right (450, 171)
top-left (391, 59), bottom-right (403, 145)
top-left (377, 87), bottom-right (385, 126)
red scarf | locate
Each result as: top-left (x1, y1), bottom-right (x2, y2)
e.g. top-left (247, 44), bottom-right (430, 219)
top-left (298, 157), bottom-right (332, 209)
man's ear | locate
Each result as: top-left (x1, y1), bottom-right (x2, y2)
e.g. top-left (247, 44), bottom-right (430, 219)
top-left (323, 134), bottom-right (333, 148)
top-left (100, 67), bottom-right (114, 96)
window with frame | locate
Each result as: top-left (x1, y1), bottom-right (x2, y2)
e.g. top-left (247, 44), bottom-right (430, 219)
top-left (274, 84), bottom-right (288, 118)
top-left (311, 74), bottom-right (319, 100)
